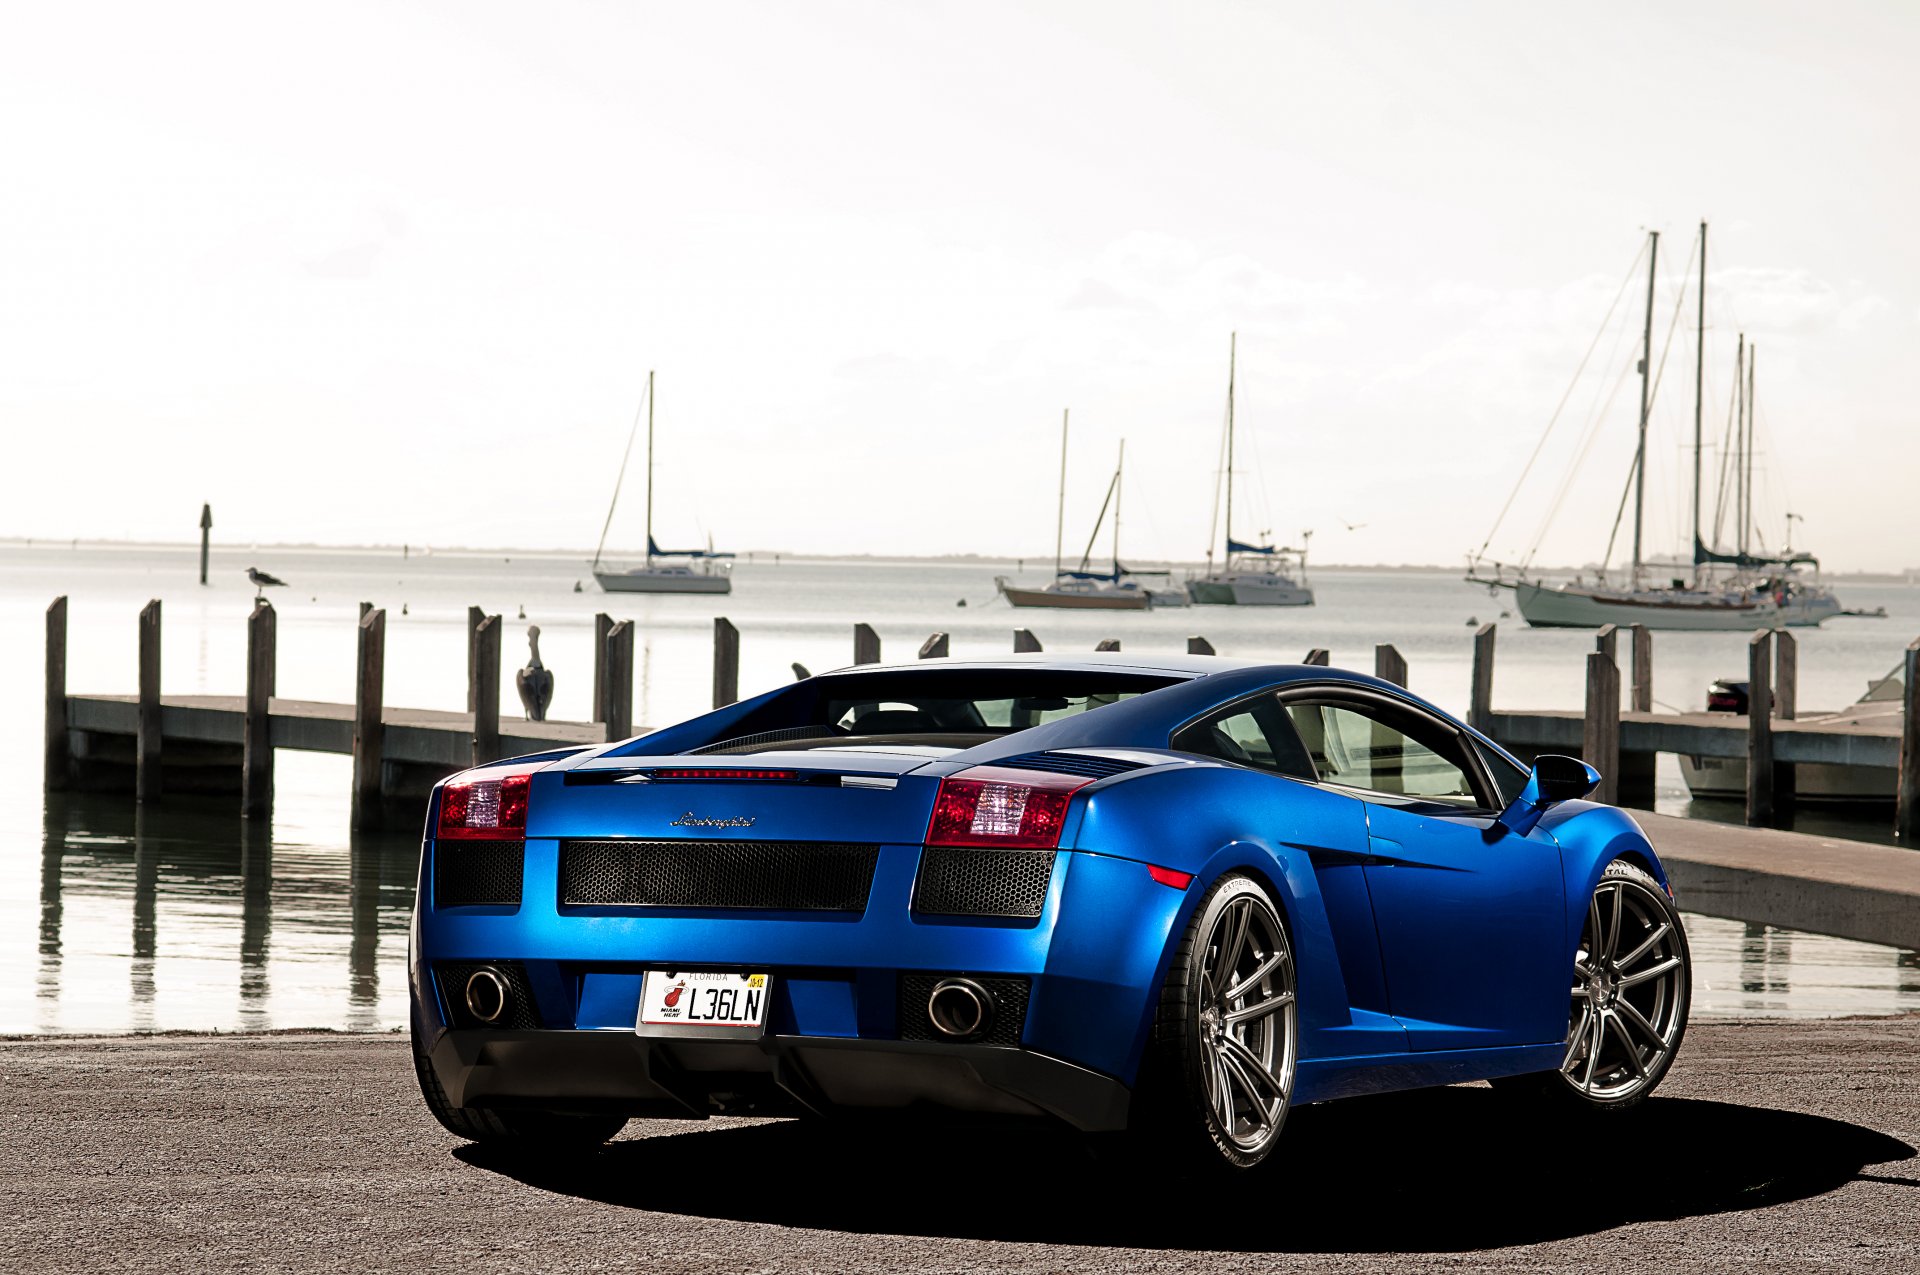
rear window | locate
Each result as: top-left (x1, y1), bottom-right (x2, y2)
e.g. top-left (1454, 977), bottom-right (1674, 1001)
top-left (691, 669), bottom-right (1181, 754)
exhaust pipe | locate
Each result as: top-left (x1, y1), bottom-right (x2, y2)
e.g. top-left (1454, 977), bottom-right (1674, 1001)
top-left (927, 977), bottom-right (995, 1041)
top-left (464, 967), bottom-right (511, 1025)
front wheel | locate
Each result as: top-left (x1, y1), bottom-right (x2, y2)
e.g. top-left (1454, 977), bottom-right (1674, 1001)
top-left (1497, 858), bottom-right (1690, 1110)
top-left (1140, 874), bottom-right (1298, 1171)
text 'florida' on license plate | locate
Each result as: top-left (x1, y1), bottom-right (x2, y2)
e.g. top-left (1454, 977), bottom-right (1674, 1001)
top-left (639, 970), bottom-right (771, 1029)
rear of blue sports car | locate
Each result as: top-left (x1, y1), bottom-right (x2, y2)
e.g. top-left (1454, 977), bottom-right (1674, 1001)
top-left (410, 666), bottom-right (1202, 1134)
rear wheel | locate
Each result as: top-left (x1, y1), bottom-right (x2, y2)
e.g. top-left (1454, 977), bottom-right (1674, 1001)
top-left (411, 1019), bottom-right (628, 1148)
top-left (1495, 858), bottom-right (1690, 1110)
top-left (1140, 874), bottom-right (1298, 1171)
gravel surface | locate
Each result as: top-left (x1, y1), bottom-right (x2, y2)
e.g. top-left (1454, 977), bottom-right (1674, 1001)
top-left (3, 1018), bottom-right (1917, 1273)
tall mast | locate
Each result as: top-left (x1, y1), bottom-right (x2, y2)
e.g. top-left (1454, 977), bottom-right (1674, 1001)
top-left (1692, 222), bottom-right (1706, 576)
top-left (643, 369), bottom-right (656, 568)
top-left (1113, 439), bottom-right (1125, 576)
top-left (1744, 345), bottom-right (1757, 561)
top-left (1225, 332), bottom-right (1237, 560)
top-left (1631, 230), bottom-right (1658, 582)
top-left (1054, 409), bottom-right (1069, 578)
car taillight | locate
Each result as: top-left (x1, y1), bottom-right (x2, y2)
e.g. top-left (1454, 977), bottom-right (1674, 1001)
top-left (926, 766), bottom-right (1092, 849)
top-left (650, 768), bottom-right (799, 781)
top-left (439, 771), bottom-right (531, 840)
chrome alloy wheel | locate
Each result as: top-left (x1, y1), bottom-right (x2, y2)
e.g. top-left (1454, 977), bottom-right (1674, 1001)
top-left (1561, 872), bottom-right (1688, 1102)
top-left (1195, 887), bottom-right (1297, 1154)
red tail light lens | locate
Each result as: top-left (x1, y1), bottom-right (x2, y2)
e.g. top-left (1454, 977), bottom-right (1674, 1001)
top-left (926, 766), bottom-right (1093, 849)
top-left (650, 768), bottom-right (799, 781)
top-left (439, 771), bottom-right (531, 840)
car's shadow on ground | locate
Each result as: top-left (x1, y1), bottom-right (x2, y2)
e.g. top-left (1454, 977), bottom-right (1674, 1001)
top-left (456, 1088), bottom-right (1915, 1252)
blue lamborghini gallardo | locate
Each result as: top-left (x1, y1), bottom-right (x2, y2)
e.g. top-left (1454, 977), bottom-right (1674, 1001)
top-left (410, 654), bottom-right (1690, 1171)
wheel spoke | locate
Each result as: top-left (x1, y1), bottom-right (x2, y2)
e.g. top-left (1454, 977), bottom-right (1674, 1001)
top-left (1226, 951), bottom-right (1287, 1001)
top-left (1220, 903), bottom-right (1252, 978)
top-left (1225, 990), bottom-right (1294, 1026)
top-left (1606, 884), bottom-right (1624, 961)
top-left (1619, 955), bottom-right (1683, 988)
top-left (1581, 1011), bottom-right (1605, 1089)
top-left (1615, 998), bottom-right (1667, 1052)
top-left (1617, 921), bottom-right (1671, 971)
top-left (1219, 1049), bottom-right (1280, 1127)
top-left (1219, 1034), bottom-right (1284, 1098)
top-left (1562, 1004), bottom-right (1593, 1072)
top-left (1605, 1012), bottom-right (1646, 1077)
top-left (1587, 894), bottom-right (1606, 964)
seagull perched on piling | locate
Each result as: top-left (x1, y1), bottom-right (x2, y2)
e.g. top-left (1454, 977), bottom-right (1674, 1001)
top-left (515, 626), bottom-right (554, 722)
top-left (246, 566), bottom-right (287, 600)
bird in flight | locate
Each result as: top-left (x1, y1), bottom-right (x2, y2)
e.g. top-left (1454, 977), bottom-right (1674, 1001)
top-left (246, 566), bottom-right (288, 599)
top-left (1338, 518), bottom-right (1367, 532)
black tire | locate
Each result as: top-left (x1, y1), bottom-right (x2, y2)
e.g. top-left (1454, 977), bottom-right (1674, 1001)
top-left (1492, 857), bottom-right (1690, 1112)
top-left (411, 1020), bottom-right (628, 1148)
top-left (1135, 873), bottom-right (1298, 1173)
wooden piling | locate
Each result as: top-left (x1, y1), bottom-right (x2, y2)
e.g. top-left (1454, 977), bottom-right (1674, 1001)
top-left (465, 606), bottom-right (485, 711)
top-left (592, 612), bottom-right (612, 722)
top-left (1897, 639), bottom-right (1920, 844)
top-left (919, 632), bottom-right (950, 659)
top-left (360, 601), bottom-right (373, 621)
top-left (242, 600), bottom-right (276, 819)
top-left (604, 621), bottom-right (634, 741)
top-left (1630, 625), bottom-right (1653, 713)
top-left (1583, 650), bottom-right (1619, 805)
top-left (198, 504), bottom-right (212, 586)
top-left (1595, 623), bottom-right (1619, 666)
top-left (854, 623), bottom-right (882, 665)
top-left (1374, 644), bottom-right (1407, 688)
top-left (1772, 628), bottom-right (1798, 822)
top-left (1013, 629), bottom-right (1042, 654)
top-left (1304, 648), bottom-right (1330, 667)
top-left (137, 599), bottom-right (162, 802)
top-left (1746, 629), bottom-right (1774, 827)
top-left (1095, 638), bottom-right (1121, 652)
top-left (1468, 623), bottom-right (1495, 736)
top-left (472, 614), bottom-right (500, 766)
top-left (350, 607), bottom-right (386, 829)
top-left (45, 596), bottom-right (68, 792)
top-left (713, 617), bottom-right (740, 708)
top-left (1188, 636), bottom-right (1216, 656)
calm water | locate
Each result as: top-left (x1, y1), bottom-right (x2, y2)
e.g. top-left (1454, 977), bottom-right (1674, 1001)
top-left (5, 541), bottom-right (1918, 1033)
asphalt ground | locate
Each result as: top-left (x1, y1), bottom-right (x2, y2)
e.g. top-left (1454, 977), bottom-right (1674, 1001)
top-left (3, 1018), bottom-right (1917, 1274)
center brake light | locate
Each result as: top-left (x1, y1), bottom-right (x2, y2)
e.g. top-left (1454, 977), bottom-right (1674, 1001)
top-left (438, 764), bottom-right (541, 840)
top-left (926, 766), bottom-right (1093, 850)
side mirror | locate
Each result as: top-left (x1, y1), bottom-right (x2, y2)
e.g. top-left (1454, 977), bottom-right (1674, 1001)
top-left (1494, 754), bottom-right (1601, 838)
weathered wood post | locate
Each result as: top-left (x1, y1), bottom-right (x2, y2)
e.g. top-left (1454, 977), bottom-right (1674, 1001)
top-left (472, 614), bottom-right (500, 766)
top-left (137, 599), bottom-right (162, 802)
top-left (713, 617), bottom-right (740, 708)
top-left (1583, 649), bottom-right (1620, 805)
top-left (1773, 628), bottom-right (1797, 823)
top-left (604, 621), bottom-right (634, 741)
top-left (1374, 644), bottom-right (1407, 687)
top-left (1188, 636), bottom-right (1216, 656)
top-left (592, 612), bottom-right (612, 722)
top-left (1469, 622), bottom-right (1495, 737)
top-left (198, 504), bottom-right (212, 586)
top-left (1746, 629), bottom-right (1774, 827)
top-left (360, 601), bottom-right (373, 621)
top-left (350, 607), bottom-right (386, 829)
top-left (465, 606), bottom-right (485, 711)
top-left (1013, 629), bottom-right (1042, 654)
top-left (1303, 648), bottom-right (1330, 666)
top-left (45, 596), bottom-right (68, 792)
top-left (1630, 625), bottom-right (1653, 713)
top-left (1594, 623), bottom-right (1619, 667)
top-left (242, 600), bottom-right (276, 819)
top-left (1095, 638), bottom-right (1121, 652)
top-left (854, 623), bottom-right (882, 665)
top-left (919, 632), bottom-right (950, 659)
top-left (1897, 638), bottom-right (1920, 844)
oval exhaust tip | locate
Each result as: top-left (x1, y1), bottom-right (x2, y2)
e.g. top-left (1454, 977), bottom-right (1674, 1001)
top-left (927, 977), bottom-right (994, 1040)
top-left (464, 967), bottom-right (511, 1024)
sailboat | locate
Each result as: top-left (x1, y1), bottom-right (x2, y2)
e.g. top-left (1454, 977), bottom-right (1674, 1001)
top-left (1469, 224), bottom-right (1847, 630)
top-left (591, 371), bottom-right (734, 595)
top-left (1187, 333), bottom-right (1314, 607)
top-left (997, 414), bottom-right (1152, 611)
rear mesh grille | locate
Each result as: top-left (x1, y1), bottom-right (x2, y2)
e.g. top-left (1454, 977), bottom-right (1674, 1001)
top-left (435, 840), bottom-right (525, 907)
top-left (435, 961), bottom-right (539, 1030)
top-left (560, 840), bottom-right (879, 911)
top-left (899, 974), bottom-right (1030, 1046)
top-left (913, 848), bottom-right (1054, 918)
top-left (996, 751), bottom-right (1147, 780)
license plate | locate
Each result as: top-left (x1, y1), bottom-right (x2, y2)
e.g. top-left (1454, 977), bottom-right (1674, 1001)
top-left (639, 970), bottom-right (771, 1031)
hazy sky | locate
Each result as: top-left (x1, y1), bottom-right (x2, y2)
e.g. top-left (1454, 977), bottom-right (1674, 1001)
top-left (5, 1), bottom-right (1915, 568)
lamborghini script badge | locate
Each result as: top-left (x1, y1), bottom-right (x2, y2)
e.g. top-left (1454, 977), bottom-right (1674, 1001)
top-left (670, 812), bottom-right (756, 828)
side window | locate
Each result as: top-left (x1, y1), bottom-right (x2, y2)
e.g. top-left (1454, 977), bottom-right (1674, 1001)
top-left (1283, 701), bottom-right (1482, 807)
top-left (1474, 741), bottom-right (1529, 805)
top-left (1171, 697), bottom-right (1316, 780)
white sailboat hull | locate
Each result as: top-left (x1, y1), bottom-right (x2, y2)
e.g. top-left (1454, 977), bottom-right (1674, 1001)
top-left (996, 577), bottom-right (1150, 610)
top-left (1187, 573), bottom-right (1314, 607)
top-left (1512, 581), bottom-right (1780, 631)
top-left (594, 568), bottom-right (732, 595)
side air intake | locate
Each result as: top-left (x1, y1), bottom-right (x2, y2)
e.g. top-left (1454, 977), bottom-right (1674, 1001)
top-left (994, 751), bottom-right (1148, 781)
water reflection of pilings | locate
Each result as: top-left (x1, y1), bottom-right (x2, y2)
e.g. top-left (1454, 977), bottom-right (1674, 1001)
top-left (240, 819), bottom-right (272, 1029)
top-left (132, 807), bottom-right (158, 1029)
top-left (1739, 922), bottom-right (1793, 998)
top-left (38, 796), bottom-right (66, 1031)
